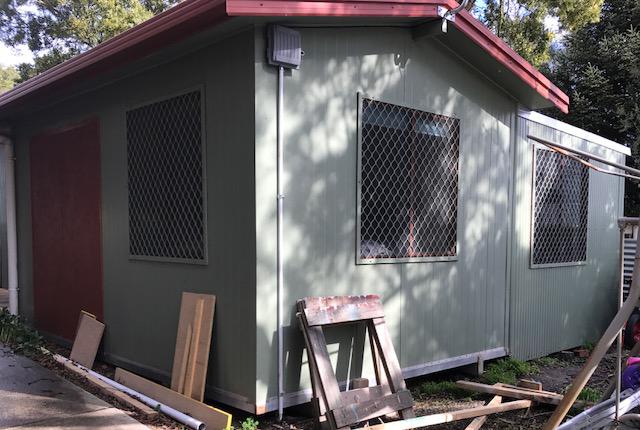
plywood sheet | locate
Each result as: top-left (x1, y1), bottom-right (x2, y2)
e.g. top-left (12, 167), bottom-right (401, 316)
top-left (115, 368), bottom-right (231, 430)
top-left (70, 312), bottom-right (105, 368)
top-left (170, 292), bottom-right (216, 401)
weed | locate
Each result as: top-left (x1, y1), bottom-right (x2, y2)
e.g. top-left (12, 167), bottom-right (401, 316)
top-left (414, 381), bottom-right (473, 398)
top-left (237, 417), bottom-right (259, 430)
top-left (482, 358), bottom-right (539, 385)
top-left (534, 356), bottom-right (563, 367)
top-left (583, 341), bottom-right (595, 353)
top-left (577, 387), bottom-right (600, 403)
top-left (0, 308), bottom-right (43, 356)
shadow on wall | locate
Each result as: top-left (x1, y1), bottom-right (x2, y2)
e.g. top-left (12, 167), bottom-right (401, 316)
top-left (509, 120), bottom-right (621, 360)
top-left (252, 26), bottom-right (561, 403)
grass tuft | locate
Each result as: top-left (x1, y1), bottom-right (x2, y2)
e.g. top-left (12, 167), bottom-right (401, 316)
top-left (534, 356), bottom-right (563, 367)
top-left (482, 358), bottom-right (539, 385)
top-left (415, 381), bottom-right (474, 399)
top-left (577, 387), bottom-right (601, 403)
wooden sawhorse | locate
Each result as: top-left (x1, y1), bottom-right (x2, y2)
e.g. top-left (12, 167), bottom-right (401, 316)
top-left (297, 295), bottom-right (415, 430)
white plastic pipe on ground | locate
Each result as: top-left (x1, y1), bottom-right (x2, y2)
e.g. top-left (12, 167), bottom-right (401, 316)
top-left (51, 353), bottom-right (206, 430)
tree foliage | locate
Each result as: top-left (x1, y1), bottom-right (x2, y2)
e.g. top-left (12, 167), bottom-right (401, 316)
top-left (0, 0), bottom-right (180, 82)
top-left (480, 0), bottom-right (604, 67)
top-left (0, 65), bottom-right (19, 93)
top-left (548, 0), bottom-right (640, 213)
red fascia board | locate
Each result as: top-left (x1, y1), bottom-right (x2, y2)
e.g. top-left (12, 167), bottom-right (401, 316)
top-left (453, 9), bottom-right (568, 111)
top-left (226, 0), bottom-right (569, 113)
top-left (0, 0), bottom-right (226, 110)
top-left (227, 0), bottom-right (451, 17)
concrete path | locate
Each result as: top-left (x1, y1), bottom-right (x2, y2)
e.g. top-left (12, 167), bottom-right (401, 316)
top-left (0, 345), bottom-right (149, 429)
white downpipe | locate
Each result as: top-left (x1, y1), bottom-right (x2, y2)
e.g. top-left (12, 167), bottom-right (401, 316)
top-left (276, 65), bottom-right (285, 421)
top-left (0, 134), bottom-right (18, 315)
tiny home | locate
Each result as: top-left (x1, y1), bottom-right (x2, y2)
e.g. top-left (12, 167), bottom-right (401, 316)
top-left (0, 0), bottom-right (630, 415)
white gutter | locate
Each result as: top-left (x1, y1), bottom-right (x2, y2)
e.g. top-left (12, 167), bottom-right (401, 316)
top-left (519, 109), bottom-right (631, 156)
top-left (0, 132), bottom-right (18, 315)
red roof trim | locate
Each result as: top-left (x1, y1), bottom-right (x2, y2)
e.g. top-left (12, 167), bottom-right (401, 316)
top-left (226, 0), bottom-right (569, 113)
top-left (0, 0), bottom-right (226, 110)
top-left (0, 0), bottom-right (568, 114)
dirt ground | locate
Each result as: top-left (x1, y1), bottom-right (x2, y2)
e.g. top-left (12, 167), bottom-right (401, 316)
top-left (28, 342), bottom-right (626, 430)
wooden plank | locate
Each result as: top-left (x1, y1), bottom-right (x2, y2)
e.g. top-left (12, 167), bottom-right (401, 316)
top-left (352, 399), bottom-right (532, 430)
top-left (304, 301), bottom-right (385, 326)
top-left (332, 390), bottom-right (414, 428)
top-left (517, 379), bottom-right (543, 391)
top-left (339, 385), bottom-right (386, 405)
top-left (369, 318), bottom-right (415, 420)
top-left (69, 312), bottom-right (105, 369)
top-left (498, 383), bottom-right (555, 396)
top-left (184, 298), bottom-right (204, 398)
top-left (115, 368), bottom-right (232, 430)
top-left (545, 233), bottom-right (640, 429)
top-left (302, 295), bottom-right (380, 309)
top-left (176, 324), bottom-right (193, 393)
top-left (302, 322), bottom-right (344, 411)
top-left (52, 354), bottom-right (158, 418)
top-left (350, 378), bottom-right (369, 389)
top-left (465, 396), bottom-right (502, 430)
top-left (170, 293), bottom-right (215, 402)
top-left (456, 381), bottom-right (562, 405)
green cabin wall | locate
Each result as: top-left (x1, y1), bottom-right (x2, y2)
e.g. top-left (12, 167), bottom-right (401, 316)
top-left (11, 29), bottom-right (258, 408)
top-left (508, 115), bottom-right (625, 360)
top-left (254, 26), bottom-right (518, 412)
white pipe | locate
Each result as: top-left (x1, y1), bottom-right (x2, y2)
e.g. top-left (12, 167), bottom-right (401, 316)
top-left (0, 134), bottom-right (18, 315)
top-left (616, 225), bottom-right (624, 419)
top-left (51, 353), bottom-right (206, 430)
top-left (276, 64), bottom-right (285, 421)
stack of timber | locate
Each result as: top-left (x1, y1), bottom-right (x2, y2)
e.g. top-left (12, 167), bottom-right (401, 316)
top-left (170, 293), bottom-right (216, 402)
top-left (57, 296), bottom-right (231, 430)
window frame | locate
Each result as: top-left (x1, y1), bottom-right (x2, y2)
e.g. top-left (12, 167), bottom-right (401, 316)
top-left (126, 86), bottom-right (209, 265)
top-left (356, 93), bottom-right (460, 265)
top-left (529, 143), bottom-right (589, 269)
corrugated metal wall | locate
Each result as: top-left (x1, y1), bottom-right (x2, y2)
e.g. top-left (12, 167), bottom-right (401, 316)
top-left (509, 115), bottom-right (625, 360)
top-left (254, 26), bottom-right (516, 412)
top-left (12, 30), bottom-right (258, 408)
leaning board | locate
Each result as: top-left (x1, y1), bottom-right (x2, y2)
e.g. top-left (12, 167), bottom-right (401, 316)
top-left (170, 292), bottom-right (216, 401)
top-left (115, 367), bottom-right (231, 430)
top-left (70, 311), bottom-right (105, 368)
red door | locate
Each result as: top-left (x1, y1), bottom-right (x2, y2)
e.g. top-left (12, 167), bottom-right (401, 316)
top-left (30, 119), bottom-right (103, 341)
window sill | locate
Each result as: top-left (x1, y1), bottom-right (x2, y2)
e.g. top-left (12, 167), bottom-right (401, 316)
top-left (529, 260), bottom-right (587, 270)
top-left (357, 255), bottom-right (458, 265)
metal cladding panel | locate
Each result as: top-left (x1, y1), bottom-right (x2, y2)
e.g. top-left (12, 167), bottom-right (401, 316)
top-left (509, 115), bottom-right (624, 360)
top-left (12, 30), bottom-right (257, 407)
top-left (254, 26), bottom-right (515, 411)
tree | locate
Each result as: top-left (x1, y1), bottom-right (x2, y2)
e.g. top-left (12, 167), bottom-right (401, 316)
top-left (548, 0), bottom-right (640, 213)
top-left (0, 65), bottom-right (19, 93)
top-left (479, 0), bottom-right (604, 67)
top-left (0, 0), bottom-right (181, 82)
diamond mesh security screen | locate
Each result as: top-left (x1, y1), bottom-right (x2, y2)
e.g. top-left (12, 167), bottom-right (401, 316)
top-left (127, 91), bottom-right (206, 262)
top-left (532, 148), bottom-right (589, 266)
top-left (358, 97), bottom-right (459, 261)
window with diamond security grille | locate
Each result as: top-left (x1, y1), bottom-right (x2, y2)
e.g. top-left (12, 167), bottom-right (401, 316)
top-left (532, 147), bottom-right (589, 266)
top-left (358, 97), bottom-right (460, 262)
top-left (127, 90), bottom-right (206, 263)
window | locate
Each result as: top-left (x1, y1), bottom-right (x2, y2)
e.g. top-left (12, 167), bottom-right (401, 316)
top-left (531, 147), bottom-right (589, 266)
top-left (357, 96), bottom-right (460, 263)
top-left (127, 90), bottom-right (207, 263)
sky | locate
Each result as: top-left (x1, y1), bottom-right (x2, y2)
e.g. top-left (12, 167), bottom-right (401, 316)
top-left (0, 42), bottom-right (33, 68)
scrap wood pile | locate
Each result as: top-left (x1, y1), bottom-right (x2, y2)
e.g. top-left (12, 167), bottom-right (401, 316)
top-left (297, 294), bottom-right (565, 430)
top-left (47, 292), bottom-right (231, 430)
